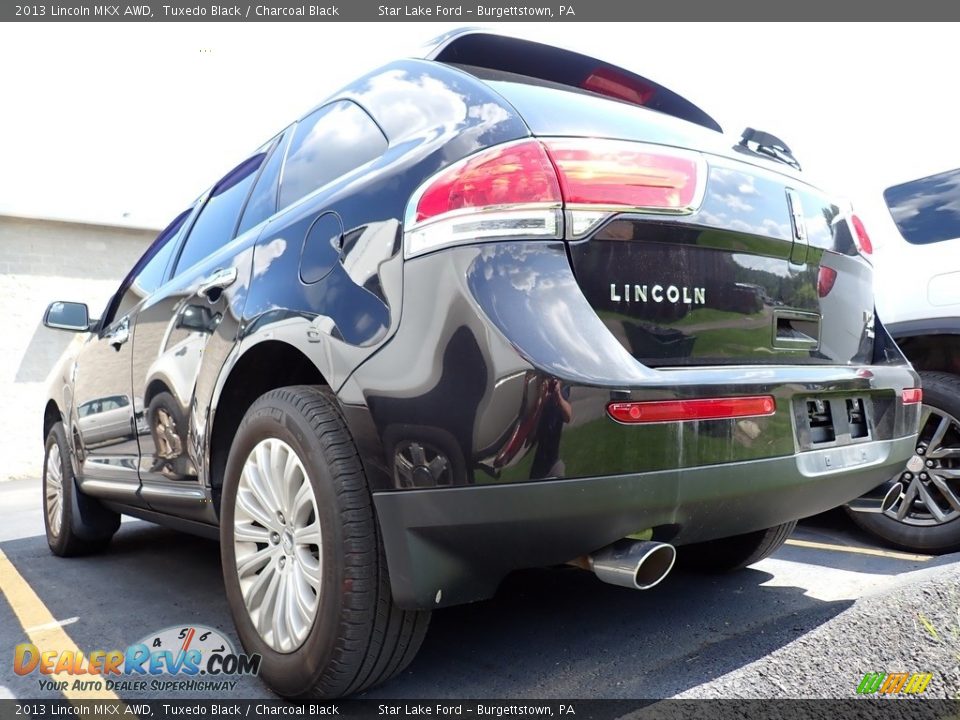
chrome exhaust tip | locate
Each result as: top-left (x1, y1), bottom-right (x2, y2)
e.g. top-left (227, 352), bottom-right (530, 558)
top-left (587, 539), bottom-right (677, 590)
top-left (847, 480), bottom-right (904, 514)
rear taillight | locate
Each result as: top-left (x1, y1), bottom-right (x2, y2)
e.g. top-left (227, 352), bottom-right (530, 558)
top-left (414, 141), bottom-right (561, 224)
top-left (404, 138), bottom-right (705, 258)
top-left (405, 140), bottom-right (563, 259)
top-left (543, 140), bottom-right (701, 209)
top-left (902, 388), bottom-right (922, 405)
top-left (608, 395), bottom-right (776, 424)
top-left (851, 213), bottom-right (873, 256)
top-left (817, 266), bottom-right (837, 297)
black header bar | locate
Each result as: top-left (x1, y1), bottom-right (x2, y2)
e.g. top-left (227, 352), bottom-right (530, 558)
top-left (2, 0), bottom-right (960, 21)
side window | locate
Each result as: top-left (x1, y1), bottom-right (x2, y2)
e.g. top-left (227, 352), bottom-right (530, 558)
top-left (237, 130), bottom-right (291, 237)
top-left (884, 168), bottom-right (960, 245)
top-left (174, 152), bottom-right (266, 275)
top-left (106, 208), bottom-right (191, 325)
top-left (278, 101), bottom-right (387, 211)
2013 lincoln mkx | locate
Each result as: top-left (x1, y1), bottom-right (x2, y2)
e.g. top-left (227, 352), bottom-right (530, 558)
top-left (40, 30), bottom-right (921, 698)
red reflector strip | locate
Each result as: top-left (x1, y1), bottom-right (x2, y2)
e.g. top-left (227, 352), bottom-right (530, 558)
top-left (902, 388), bottom-right (923, 405)
top-left (608, 396), bottom-right (777, 424)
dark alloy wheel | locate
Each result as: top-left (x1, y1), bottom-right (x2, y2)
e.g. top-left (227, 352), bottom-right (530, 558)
top-left (847, 371), bottom-right (960, 553)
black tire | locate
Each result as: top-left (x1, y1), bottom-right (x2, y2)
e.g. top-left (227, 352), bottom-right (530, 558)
top-left (43, 422), bottom-right (120, 557)
top-left (219, 385), bottom-right (430, 699)
top-left (845, 371), bottom-right (960, 554)
top-left (677, 521), bottom-right (797, 572)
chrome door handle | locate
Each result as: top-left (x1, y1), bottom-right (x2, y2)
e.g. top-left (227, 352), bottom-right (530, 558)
top-left (108, 318), bottom-right (129, 350)
top-left (198, 267), bottom-right (238, 301)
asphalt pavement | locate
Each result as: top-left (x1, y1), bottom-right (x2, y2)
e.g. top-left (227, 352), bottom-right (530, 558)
top-left (1, 477), bottom-right (957, 700)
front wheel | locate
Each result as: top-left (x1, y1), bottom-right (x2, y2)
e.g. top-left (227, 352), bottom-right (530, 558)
top-left (43, 421), bottom-right (120, 557)
top-left (219, 386), bottom-right (429, 699)
top-left (676, 521), bottom-right (797, 572)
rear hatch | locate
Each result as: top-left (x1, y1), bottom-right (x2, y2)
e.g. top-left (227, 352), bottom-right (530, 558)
top-left (435, 34), bottom-right (876, 367)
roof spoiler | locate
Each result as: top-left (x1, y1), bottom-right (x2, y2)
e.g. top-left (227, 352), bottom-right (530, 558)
top-left (418, 29), bottom-right (723, 134)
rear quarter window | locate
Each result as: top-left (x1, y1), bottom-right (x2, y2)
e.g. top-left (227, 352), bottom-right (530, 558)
top-left (884, 167), bottom-right (960, 245)
top-left (279, 100), bottom-right (387, 211)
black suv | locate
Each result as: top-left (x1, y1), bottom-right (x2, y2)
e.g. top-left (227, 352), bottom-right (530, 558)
top-left (41, 31), bottom-right (920, 698)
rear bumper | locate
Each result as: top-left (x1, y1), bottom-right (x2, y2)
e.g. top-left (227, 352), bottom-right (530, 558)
top-left (338, 239), bottom-right (921, 609)
top-left (375, 434), bottom-right (916, 609)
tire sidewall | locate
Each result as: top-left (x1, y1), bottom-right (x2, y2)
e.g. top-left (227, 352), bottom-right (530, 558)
top-left (220, 394), bottom-right (356, 697)
top-left (43, 424), bottom-right (70, 554)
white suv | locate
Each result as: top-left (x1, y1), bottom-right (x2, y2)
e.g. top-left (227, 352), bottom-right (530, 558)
top-left (848, 165), bottom-right (960, 552)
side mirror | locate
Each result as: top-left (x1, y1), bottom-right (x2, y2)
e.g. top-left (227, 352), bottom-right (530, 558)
top-left (44, 301), bottom-right (92, 332)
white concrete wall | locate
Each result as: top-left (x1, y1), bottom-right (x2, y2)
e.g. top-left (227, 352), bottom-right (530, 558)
top-left (0, 215), bottom-right (158, 480)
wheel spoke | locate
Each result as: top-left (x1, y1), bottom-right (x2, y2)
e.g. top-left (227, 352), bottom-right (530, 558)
top-left (289, 564), bottom-right (318, 635)
top-left (234, 523), bottom-right (272, 544)
top-left (299, 555), bottom-right (323, 591)
top-left (428, 455), bottom-right (448, 477)
top-left (927, 415), bottom-right (951, 453)
top-left (235, 486), bottom-right (276, 530)
top-left (895, 480), bottom-right (920, 520)
top-left (293, 521), bottom-right (320, 545)
top-left (236, 545), bottom-right (274, 579)
top-left (255, 443), bottom-right (286, 516)
top-left (243, 559), bottom-right (276, 605)
top-left (927, 446), bottom-right (960, 460)
top-left (291, 477), bottom-right (313, 519)
top-left (395, 453), bottom-right (415, 482)
top-left (930, 475), bottom-right (960, 513)
top-left (916, 482), bottom-right (948, 523)
top-left (257, 565), bottom-right (282, 639)
top-left (272, 573), bottom-right (291, 649)
top-left (281, 449), bottom-right (300, 516)
top-left (410, 443), bottom-right (427, 466)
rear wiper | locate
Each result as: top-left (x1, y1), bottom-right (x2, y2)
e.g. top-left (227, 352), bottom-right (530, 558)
top-left (737, 127), bottom-right (801, 171)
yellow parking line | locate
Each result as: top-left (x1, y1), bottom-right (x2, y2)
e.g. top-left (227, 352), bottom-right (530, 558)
top-left (0, 549), bottom-right (120, 701)
top-left (785, 538), bottom-right (933, 562)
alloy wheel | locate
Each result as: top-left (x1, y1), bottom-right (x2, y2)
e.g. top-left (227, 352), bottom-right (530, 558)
top-left (884, 405), bottom-right (960, 526)
top-left (45, 443), bottom-right (64, 536)
top-left (233, 438), bottom-right (322, 653)
top-left (155, 408), bottom-right (182, 457)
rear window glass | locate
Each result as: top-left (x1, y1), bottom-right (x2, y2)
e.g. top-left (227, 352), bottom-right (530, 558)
top-left (884, 167), bottom-right (960, 245)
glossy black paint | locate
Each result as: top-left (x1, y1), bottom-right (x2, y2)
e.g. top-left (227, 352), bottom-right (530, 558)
top-left (44, 34), bottom-right (920, 612)
top-left (347, 241), bottom-right (918, 490)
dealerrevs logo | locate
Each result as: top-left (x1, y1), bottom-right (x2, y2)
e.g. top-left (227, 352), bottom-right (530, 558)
top-left (14, 625), bottom-right (261, 693)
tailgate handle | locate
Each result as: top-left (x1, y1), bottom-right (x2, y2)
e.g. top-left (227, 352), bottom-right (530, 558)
top-left (772, 309), bottom-right (820, 350)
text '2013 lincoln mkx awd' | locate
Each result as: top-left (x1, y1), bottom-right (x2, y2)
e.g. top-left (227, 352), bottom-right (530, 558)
top-left (41, 30), bottom-right (920, 698)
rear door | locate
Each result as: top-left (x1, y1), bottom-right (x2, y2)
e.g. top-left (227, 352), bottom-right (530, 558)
top-left (130, 134), bottom-right (288, 520)
top-left (71, 210), bottom-right (191, 499)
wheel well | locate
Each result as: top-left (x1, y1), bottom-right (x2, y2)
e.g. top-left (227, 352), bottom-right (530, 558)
top-left (144, 379), bottom-right (171, 407)
top-left (896, 334), bottom-right (960, 375)
top-left (43, 400), bottom-right (62, 442)
top-left (209, 341), bottom-right (328, 507)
